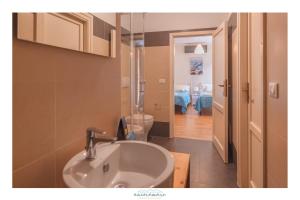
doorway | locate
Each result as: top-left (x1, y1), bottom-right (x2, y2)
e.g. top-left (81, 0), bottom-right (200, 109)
top-left (172, 35), bottom-right (213, 141)
top-left (169, 26), bottom-right (230, 164)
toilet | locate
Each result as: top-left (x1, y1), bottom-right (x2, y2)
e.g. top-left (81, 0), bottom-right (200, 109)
top-left (126, 113), bottom-right (154, 141)
top-left (127, 124), bottom-right (145, 141)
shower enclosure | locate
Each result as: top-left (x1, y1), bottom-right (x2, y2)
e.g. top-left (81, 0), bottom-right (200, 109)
top-left (120, 13), bottom-right (146, 140)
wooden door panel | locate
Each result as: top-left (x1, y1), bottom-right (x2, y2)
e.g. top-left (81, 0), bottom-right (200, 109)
top-left (212, 22), bottom-right (228, 163)
top-left (213, 31), bottom-right (225, 106)
top-left (213, 109), bottom-right (226, 154)
top-left (249, 128), bottom-right (263, 187)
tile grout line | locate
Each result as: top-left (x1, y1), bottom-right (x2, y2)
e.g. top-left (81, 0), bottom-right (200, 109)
top-left (13, 151), bottom-right (54, 174)
top-left (55, 135), bottom-right (85, 152)
top-left (53, 63), bottom-right (57, 187)
top-left (13, 136), bottom-right (85, 183)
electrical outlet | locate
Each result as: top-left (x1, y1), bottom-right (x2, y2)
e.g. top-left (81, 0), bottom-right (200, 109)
top-left (269, 82), bottom-right (279, 98)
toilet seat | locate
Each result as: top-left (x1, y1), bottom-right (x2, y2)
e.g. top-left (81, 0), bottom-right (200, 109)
top-left (128, 114), bottom-right (153, 122)
top-left (127, 124), bottom-right (143, 135)
top-left (127, 124), bottom-right (145, 141)
top-left (126, 113), bottom-right (154, 142)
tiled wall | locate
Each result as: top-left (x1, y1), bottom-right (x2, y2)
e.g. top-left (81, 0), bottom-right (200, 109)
top-left (12, 14), bottom-right (121, 187)
top-left (144, 46), bottom-right (170, 122)
top-left (266, 13), bottom-right (288, 187)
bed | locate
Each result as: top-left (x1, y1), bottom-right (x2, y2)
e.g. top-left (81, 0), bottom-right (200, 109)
top-left (194, 93), bottom-right (212, 114)
top-left (174, 85), bottom-right (191, 113)
top-left (175, 91), bottom-right (191, 113)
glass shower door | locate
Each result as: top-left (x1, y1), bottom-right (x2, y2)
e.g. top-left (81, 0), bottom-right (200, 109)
top-left (121, 13), bottom-right (146, 141)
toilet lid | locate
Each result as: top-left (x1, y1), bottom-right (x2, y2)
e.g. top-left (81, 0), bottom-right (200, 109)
top-left (131, 114), bottom-right (153, 121)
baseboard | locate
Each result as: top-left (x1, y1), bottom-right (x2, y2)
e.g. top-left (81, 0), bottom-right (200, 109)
top-left (148, 121), bottom-right (170, 138)
top-left (228, 143), bottom-right (237, 164)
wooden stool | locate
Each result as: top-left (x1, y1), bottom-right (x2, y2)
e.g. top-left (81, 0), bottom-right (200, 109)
top-left (171, 152), bottom-right (190, 188)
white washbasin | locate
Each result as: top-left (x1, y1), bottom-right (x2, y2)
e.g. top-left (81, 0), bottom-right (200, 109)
top-left (63, 140), bottom-right (174, 188)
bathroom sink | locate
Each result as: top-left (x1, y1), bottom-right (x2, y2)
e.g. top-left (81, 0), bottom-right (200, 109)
top-left (63, 140), bottom-right (174, 188)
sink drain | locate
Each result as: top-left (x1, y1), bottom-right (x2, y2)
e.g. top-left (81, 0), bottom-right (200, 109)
top-left (113, 182), bottom-right (128, 188)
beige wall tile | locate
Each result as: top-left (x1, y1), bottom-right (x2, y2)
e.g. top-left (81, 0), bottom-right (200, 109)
top-left (54, 50), bottom-right (110, 82)
top-left (13, 82), bottom-right (55, 170)
top-left (79, 70), bottom-right (121, 135)
top-left (12, 14), bottom-right (122, 187)
top-left (13, 153), bottom-right (55, 188)
top-left (121, 88), bottom-right (130, 116)
top-left (55, 137), bottom-right (85, 187)
top-left (151, 107), bottom-right (170, 122)
top-left (55, 81), bottom-right (87, 148)
top-left (13, 40), bottom-right (55, 82)
top-left (144, 46), bottom-right (170, 122)
top-left (54, 50), bottom-right (121, 144)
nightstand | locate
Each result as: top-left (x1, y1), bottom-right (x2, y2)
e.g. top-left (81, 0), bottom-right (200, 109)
top-left (191, 93), bottom-right (200, 106)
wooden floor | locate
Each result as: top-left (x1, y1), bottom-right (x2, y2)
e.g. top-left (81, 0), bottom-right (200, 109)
top-left (174, 105), bottom-right (212, 141)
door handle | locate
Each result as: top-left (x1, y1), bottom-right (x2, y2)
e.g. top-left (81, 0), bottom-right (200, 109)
top-left (242, 82), bottom-right (250, 103)
top-left (217, 80), bottom-right (227, 97)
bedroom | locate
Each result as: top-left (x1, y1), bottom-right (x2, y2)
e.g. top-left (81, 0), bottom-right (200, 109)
top-left (173, 35), bottom-right (213, 140)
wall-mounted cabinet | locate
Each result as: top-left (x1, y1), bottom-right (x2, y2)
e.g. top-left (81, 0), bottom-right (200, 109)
top-left (17, 13), bottom-right (116, 57)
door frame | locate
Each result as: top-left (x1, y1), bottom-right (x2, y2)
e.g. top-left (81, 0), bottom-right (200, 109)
top-left (236, 13), bottom-right (250, 187)
top-left (227, 13), bottom-right (253, 188)
top-left (169, 30), bottom-right (214, 138)
top-left (168, 16), bottom-right (254, 187)
top-left (247, 13), bottom-right (266, 188)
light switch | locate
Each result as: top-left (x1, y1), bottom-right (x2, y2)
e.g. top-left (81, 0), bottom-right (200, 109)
top-left (269, 82), bottom-right (279, 98)
top-left (158, 78), bottom-right (166, 84)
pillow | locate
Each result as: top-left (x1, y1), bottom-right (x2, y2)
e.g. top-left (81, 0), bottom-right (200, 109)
top-left (175, 84), bottom-right (190, 92)
top-left (202, 83), bottom-right (212, 93)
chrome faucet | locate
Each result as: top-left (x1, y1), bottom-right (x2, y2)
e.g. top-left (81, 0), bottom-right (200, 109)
top-left (85, 127), bottom-right (117, 160)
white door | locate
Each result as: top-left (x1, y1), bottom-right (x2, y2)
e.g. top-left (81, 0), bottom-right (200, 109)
top-left (212, 22), bottom-right (229, 163)
top-left (248, 13), bottom-right (264, 188)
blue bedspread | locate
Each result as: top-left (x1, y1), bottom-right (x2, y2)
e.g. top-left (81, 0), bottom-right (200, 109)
top-left (174, 91), bottom-right (191, 113)
top-left (194, 94), bottom-right (212, 112)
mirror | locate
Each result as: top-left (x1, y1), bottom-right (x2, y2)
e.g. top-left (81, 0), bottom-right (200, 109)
top-left (17, 12), bottom-right (116, 57)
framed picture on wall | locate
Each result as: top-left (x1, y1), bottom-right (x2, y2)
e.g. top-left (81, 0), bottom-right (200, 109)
top-left (190, 57), bottom-right (203, 75)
